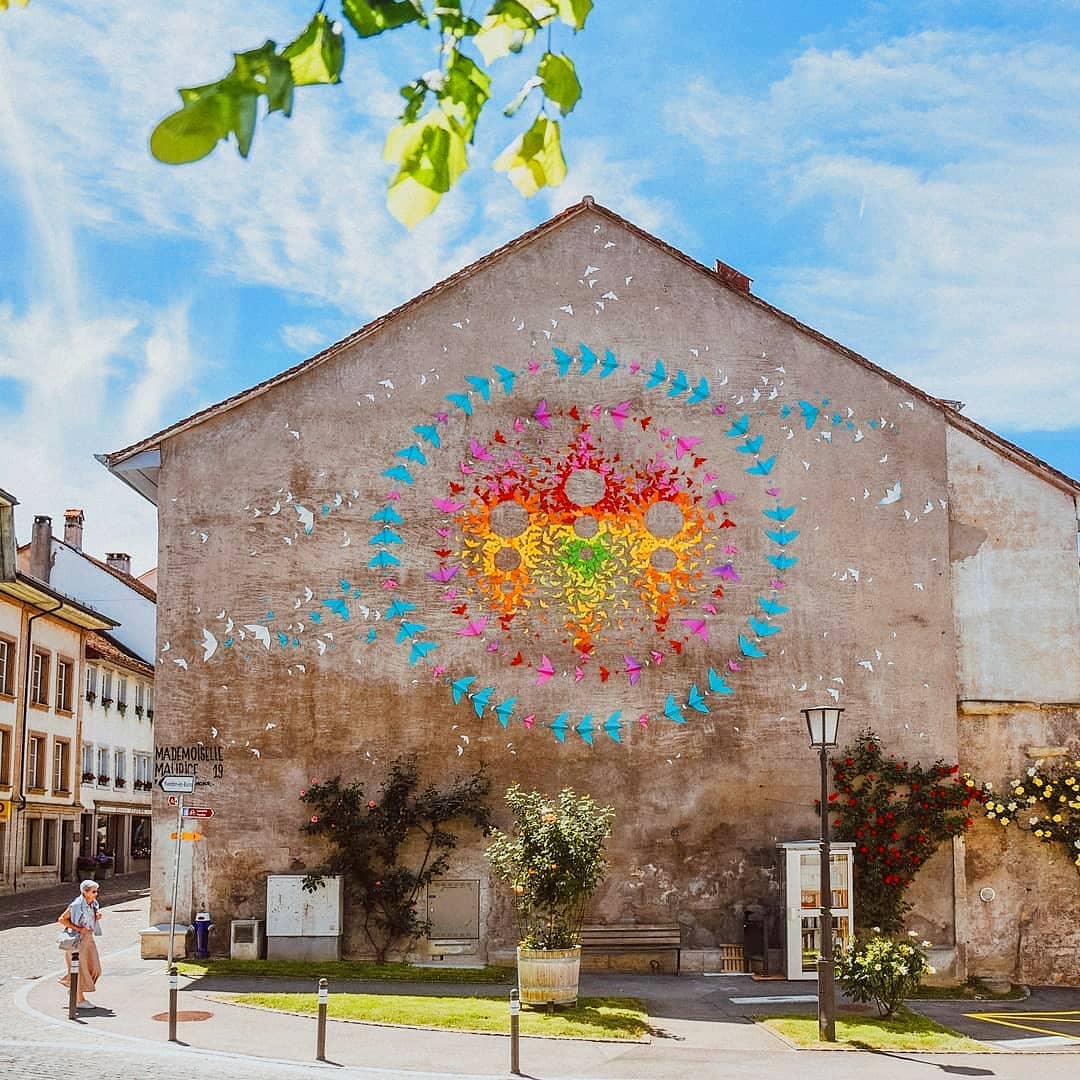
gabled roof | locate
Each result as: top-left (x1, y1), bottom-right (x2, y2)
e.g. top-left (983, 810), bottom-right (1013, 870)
top-left (100, 197), bottom-right (1080, 500)
top-left (86, 631), bottom-right (154, 677)
top-left (0, 571), bottom-right (117, 631)
top-left (16, 538), bottom-right (157, 603)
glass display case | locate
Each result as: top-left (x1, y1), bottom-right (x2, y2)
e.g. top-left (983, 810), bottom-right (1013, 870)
top-left (777, 840), bottom-right (855, 980)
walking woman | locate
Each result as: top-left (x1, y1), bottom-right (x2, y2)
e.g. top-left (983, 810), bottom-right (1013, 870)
top-left (58, 880), bottom-right (103, 1007)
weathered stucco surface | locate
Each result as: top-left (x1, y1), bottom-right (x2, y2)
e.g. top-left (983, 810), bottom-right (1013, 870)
top-left (142, 205), bottom-right (1077, 980)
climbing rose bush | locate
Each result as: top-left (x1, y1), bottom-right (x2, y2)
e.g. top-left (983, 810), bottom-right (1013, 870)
top-left (836, 929), bottom-right (934, 1017)
top-left (986, 755), bottom-right (1080, 871)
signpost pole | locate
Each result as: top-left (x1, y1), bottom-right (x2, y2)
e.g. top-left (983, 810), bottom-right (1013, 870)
top-left (167, 792), bottom-right (184, 968)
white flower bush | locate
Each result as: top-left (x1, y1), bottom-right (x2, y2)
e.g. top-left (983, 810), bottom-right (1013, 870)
top-left (836, 929), bottom-right (933, 1017)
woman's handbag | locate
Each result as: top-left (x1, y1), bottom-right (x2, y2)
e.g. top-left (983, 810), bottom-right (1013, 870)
top-left (57, 927), bottom-right (81, 951)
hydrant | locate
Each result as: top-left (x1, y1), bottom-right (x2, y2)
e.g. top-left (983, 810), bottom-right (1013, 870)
top-left (193, 911), bottom-right (213, 959)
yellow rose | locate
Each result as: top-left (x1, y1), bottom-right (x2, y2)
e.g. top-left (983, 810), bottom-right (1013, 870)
top-left (1053, 814), bottom-right (1062, 823)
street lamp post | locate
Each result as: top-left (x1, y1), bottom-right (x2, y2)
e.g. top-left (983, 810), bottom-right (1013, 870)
top-left (803, 706), bottom-right (843, 1043)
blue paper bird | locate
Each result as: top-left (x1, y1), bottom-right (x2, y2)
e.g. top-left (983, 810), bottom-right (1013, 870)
top-left (339, 579), bottom-right (351, 593)
top-left (366, 628), bottom-right (377, 644)
top-left (737, 434), bottom-right (764, 455)
top-left (277, 631), bottom-right (289, 648)
top-left (553, 348), bottom-right (574, 376)
top-left (385, 598), bottom-right (417, 619)
top-left (493, 697), bottom-right (516, 728)
top-left (748, 616), bottom-right (781, 637)
top-left (372, 504), bottom-right (404, 525)
top-left (746, 456), bottom-right (776, 476)
top-left (369, 527), bottom-right (403, 546)
top-left (687, 684), bottom-right (709, 714)
top-left (767, 552), bottom-right (799, 571)
top-left (663, 693), bottom-right (687, 724)
top-left (381, 465), bottom-right (414, 485)
top-left (494, 365), bottom-right (516, 394)
top-left (798, 400), bottom-right (819, 430)
top-left (579, 344), bottom-right (598, 375)
top-left (739, 634), bottom-right (767, 659)
top-left (322, 597), bottom-right (350, 620)
top-left (413, 424), bottom-right (441, 448)
top-left (409, 640), bottom-right (437, 664)
top-left (765, 527), bottom-right (799, 546)
top-left (603, 710), bottom-right (623, 743)
top-left (451, 676), bottom-right (476, 704)
top-left (645, 359), bottom-right (667, 388)
top-left (309, 611), bottom-right (322, 624)
top-left (576, 714), bottom-right (595, 746)
top-left (688, 377), bottom-right (710, 405)
top-left (758, 596), bottom-right (789, 616)
top-left (446, 392), bottom-right (473, 416)
top-left (762, 504), bottom-right (796, 522)
top-left (471, 686), bottom-right (493, 719)
top-left (727, 414), bottom-right (750, 437)
top-left (550, 712), bottom-right (569, 743)
top-left (396, 445), bottom-right (428, 466)
top-left (667, 369), bottom-right (689, 398)
top-left (599, 349), bottom-right (618, 377)
top-left (395, 620), bottom-right (425, 644)
top-left (368, 550), bottom-right (400, 569)
top-left (780, 404), bottom-right (792, 419)
top-left (707, 667), bottom-right (734, 694)
top-left (465, 375), bottom-right (491, 401)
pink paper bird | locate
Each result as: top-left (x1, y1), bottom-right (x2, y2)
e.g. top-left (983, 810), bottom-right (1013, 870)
top-left (713, 403), bottom-right (727, 415)
top-left (766, 487), bottom-right (781, 497)
top-left (624, 654), bottom-right (642, 686)
top-left (724, 544), bottom-right (738, 555)
top-left (386, 490), bottom-right (402, 501)
top-left (630, 361), bottom-right (641, 374)
top-left (458, 616), bottom-right (487, 636)
top-left (610, 401), bottom-right (631, 431)
top-left (527, 361), bottom-right (540, 372)
top-left (433, 496), bottom-right (464, 513)
top-left (680, 618), bottom-right (709, 641)
top-left (675, 435), bottom-right (702, 460)
top-left (728, 659), bottom-right (742, 672)
top-left (469, 438), bottom-right (494, 462)
top-left (704, 471), bottom-right (719, 482)
top-left (590, 404), bottom-right (602, 419)
top-left (435, 412), bottom-right (449, 424)
top-left (574, 666), bottom-right (584, 682)
top-left (427, 565), bottom-right (460, 583)
top-left (459, 462), bottom-right (474, 475)
top-left (435, 526), bottom-right (451, 537)
top-left (659, 427), bottom-right (672, 440)
top-left (486, 640), bottom-right (499, 652)
top-left (513, 417), bottom-right (525, 433)
top-left (707, 489), bottom-right (736, 507)
top-left (534, 399), bottom-right (552, 429)
top-left (702, 603), bottom-right (718, 615)
top-left (638, 713), bottom-right (649, 729)
top-left (713, 563), bottom-right (741, 582)
top-left (443, 587), bottom-right (457, 600)
top-left (432, 665), bottom-right (447, 679)
top-left (522, 714), bottom-right (535, 729)
top-left (650, 650), bottom-right (664, 664)
top-left (770, 578), bottom-right (786, 590)
top-left (381, 579), bottom-right (398, 589)
top-left (536, 655), bottom-right (555, 685)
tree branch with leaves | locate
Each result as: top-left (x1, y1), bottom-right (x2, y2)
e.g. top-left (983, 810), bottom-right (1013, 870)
top-left (147, 0), bottom-right (593, 226)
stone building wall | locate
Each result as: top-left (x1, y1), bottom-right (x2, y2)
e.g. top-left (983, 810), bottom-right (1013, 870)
top-left (137, 204), bottom-right (1077, 978)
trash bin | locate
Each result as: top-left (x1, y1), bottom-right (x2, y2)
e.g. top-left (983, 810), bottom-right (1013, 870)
top-left (193, 911), bottom-right (213, 959)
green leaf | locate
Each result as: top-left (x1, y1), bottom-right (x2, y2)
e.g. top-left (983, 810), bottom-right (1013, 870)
top-left (151, 78), bottom-right (260, 163)
top-left (385, 109), bottom-right (468, 226)
top-left (474, 0), bottom-right (541, 63)
top-left (232, 42), bottom-right (294, 115)
top-left (438, 49), bottom-right (491, 141)
top-left (537, 51), bottom-right (580, 115)
top-left (553, 0), bottom-right (592, 31)
top-left (342, 0), bottom-right (426, 38)
top-left (494, 114), bottom-right (566, 196)
top-left (399, 80), bottom-right (428, 124)
top-left (282, 12), bottom-right (345, 87)
top-left (433, 1), bottom-right (480, 36)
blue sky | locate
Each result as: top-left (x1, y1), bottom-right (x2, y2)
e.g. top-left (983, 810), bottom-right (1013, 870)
top-left (1, 1), bottom-right (1078, 572)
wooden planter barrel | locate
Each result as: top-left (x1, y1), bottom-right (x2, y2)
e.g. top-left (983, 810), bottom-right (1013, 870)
top-left (516, 945), bottom-right (581, 1005)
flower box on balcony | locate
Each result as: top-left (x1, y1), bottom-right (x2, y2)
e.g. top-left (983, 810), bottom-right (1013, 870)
top-left (85, 691), bottom-right (96, 704)
top-left (101, 697), bottom-right (114, 708)
top-left (134, 705), bottom-right (143, 717)
top-left (114, 777), bottom-right (127, 788)
top-left (146, 709), bottom-right (154, 720)
top-left (81, 770), bottom-right (96, 782)
top-left (117, 703), bottom-right (127, 715)
top-left (98, 774), bottom-right (110, 785)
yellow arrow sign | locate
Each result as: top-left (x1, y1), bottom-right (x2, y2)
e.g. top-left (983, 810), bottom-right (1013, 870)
top-left (965, 1011), bottom-right (1080, 1040)
top-left (169, 831), bottom-right (203, 841)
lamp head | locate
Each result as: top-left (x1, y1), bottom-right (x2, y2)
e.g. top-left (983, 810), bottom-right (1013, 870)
top-left (803, 706), bottom-right (843, 749)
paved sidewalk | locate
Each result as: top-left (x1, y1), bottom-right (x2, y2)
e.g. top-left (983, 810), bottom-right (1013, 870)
top-left (0, 871), bottom-right (149, 929)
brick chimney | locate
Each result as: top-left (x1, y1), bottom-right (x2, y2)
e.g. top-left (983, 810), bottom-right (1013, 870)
top-left (106, 552), bottom-right (132, 577)
top-left (64, 508), bottom-right (85, 551)
top-left (714, 259), bottom-right (752, 294)
top-left (30, 515), bottom-right (53, 583)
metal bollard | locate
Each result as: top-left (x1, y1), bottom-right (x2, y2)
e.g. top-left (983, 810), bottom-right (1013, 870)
top-left (316, 977), bottom-right (329, 1061)
top-left (509, 988), bottom-right (521, 1075)
top-left (168, 965), bottom-right (179, 1043)
top-left (67, 951), bottom-right (80, 1020)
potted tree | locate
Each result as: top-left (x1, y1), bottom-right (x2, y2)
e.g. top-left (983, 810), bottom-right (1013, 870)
top-left (486, 785), bottom-right (614, 1006)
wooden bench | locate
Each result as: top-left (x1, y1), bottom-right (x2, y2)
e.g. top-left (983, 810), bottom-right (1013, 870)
top-left (579, 924), bottom-right (683, 975)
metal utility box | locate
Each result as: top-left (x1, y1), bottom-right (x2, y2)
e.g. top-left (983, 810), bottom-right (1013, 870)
top-left (230, 918), bottom-right (265, 960)
top-left (427, 879), bottom-right (480, 958)
top-left (266, 875), bottom-right (343, 961)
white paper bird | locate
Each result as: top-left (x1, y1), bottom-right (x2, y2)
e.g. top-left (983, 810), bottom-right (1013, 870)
top-left (879, 481), bottom-right (902, 505)
top-left (201, 629), bottom-right (218, 662)
top-left (244, 625), bottom-right (272, 650)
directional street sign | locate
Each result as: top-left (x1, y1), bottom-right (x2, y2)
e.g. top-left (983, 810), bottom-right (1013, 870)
top-left (159, 775), bottom-right (196, 794)
top-left (169, 831), bottom-right (203, 841)
top-left (182, 807), bottom-right (215, 819)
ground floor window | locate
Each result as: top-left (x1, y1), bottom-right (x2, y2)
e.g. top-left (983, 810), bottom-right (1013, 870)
top-left (23, 816), bottom-right (58, 867)
top-left (131, 816), bottom-right (151, 859)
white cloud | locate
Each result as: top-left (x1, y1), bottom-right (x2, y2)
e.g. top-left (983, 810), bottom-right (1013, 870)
top-left (668, 31), bottom-right (1080, 431)
top-left (280, 323), bottom-right (331, 355)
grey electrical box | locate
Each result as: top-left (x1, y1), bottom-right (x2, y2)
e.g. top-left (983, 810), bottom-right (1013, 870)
top-left (428, 879), bottom-right (480, 942)
top-left (266, 875), bottom-right (343, 961)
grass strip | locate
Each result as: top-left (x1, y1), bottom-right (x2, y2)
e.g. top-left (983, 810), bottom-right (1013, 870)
top-left (911, 979), bottom-right (1025, 1001)
top-left (177, 958), bottom-right (514, 983)
top-left (758, 1005), bottom-right (990, 1051)
top-left (226, 991), bottom-right (649, 1040)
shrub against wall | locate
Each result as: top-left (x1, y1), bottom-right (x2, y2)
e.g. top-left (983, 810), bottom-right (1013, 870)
top-left (300, 755), bottom-right (492, 962)
top-left (823, 729), bottom-right (987, 932)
